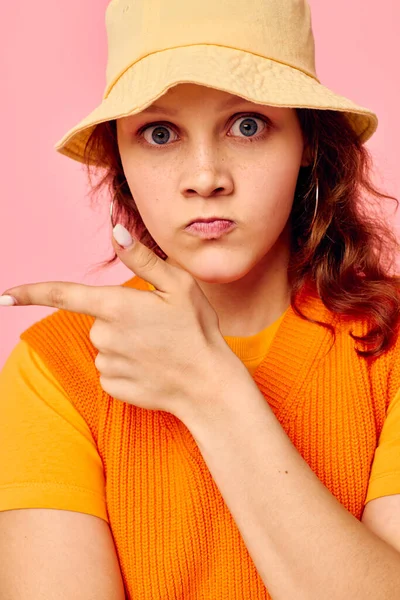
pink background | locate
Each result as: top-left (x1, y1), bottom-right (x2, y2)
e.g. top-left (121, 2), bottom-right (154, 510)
top-left (1, 0), bottom-right (399, 368)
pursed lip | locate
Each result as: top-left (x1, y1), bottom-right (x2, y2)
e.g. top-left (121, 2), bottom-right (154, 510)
top-left (186, 216), bottom-right (234, 226)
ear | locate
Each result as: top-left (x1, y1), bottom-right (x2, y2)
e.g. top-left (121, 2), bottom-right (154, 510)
top-left (300, 142), bottom-right (314, 168)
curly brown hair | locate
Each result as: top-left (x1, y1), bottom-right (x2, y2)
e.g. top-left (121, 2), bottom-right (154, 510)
top-left (81, 109), bottom-right (400, 358)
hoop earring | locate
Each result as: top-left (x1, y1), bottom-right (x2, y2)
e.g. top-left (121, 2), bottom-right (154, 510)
top-left (110, 196), bottom-right (116, 229)
top-left (309, 178), bottom-right (319, 229)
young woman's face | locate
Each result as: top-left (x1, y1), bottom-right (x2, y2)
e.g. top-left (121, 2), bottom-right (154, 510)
top-left (116, 83), bottom-right (310, 284)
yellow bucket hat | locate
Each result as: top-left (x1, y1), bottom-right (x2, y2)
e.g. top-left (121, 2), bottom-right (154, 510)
top-left (54, 0), bottom-right (378, 168)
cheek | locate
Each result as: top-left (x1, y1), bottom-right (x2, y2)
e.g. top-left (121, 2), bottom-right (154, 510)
top-left (240, 134), bottom-right (303, 198)
top-left (240, 158), bottom-right (301, 245)
top-left (123, 167), bottom-right (173, 223)
top-left (124, 183), bottom-right (177, 247)
top-left (244, 160), bottom-right (300, 218)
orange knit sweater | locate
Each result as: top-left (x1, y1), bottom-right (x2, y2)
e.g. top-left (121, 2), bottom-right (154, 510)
top-left (18, 275), bottom-right (400, 599)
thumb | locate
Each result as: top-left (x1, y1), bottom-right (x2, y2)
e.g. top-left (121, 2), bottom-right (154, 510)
top-left (112, 223), bottom-right (170, 292)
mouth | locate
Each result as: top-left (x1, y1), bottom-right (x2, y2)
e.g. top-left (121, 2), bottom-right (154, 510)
top-left (184, 218), bottom-right (236, 239)
top-left (186, 217), bottom-right (235, 226)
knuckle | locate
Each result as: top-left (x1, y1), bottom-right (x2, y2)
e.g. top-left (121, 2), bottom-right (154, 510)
top-left (89, 322), bottom-right (111, 350)
top-left (89, 324), bottom-right (100, 347)
top-left (101, 289), bottom-right (124, 322)
top-left (99, 374), bottom-right (109, 392)
top-left (137, 247), bottom-right (159, 272)
top-left (94, 352), bottom-right (104, 371)
top-left (95, 294), bottom-right (116, 322)
top-left (108, 297), bottom-right (124, 319)
top-left (94, 353), bottom-right (112, 377)
top-left (48, 286), bottom-right (66, 309)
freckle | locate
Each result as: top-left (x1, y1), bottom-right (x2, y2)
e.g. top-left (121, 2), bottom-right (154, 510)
top-left (285, 470), bottom-right (288, 474)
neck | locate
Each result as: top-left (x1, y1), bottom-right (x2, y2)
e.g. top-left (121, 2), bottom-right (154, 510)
top-left (201, 256), bottom-right (291, 338)
top-left (169, 231), bottom-right (292, 338)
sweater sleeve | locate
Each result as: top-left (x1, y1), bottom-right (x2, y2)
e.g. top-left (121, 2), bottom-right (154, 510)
top-left (0, 339), bottom-right (108, 522)
top-left (365, 386), bottom-right (400, 504)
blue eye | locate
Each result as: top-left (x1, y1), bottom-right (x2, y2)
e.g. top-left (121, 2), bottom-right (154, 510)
top-left (230, 116), bottom-right (266, 138)
top-left (138, 113), bottom-right (271, 147)
top-left (143, 125), bottom-right (175, 145)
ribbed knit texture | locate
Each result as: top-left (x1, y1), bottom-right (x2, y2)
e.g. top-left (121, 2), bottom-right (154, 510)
top-left (20, 275), bottom-right (400, 599)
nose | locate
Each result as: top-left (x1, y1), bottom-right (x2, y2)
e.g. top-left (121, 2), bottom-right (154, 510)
top-left (180, 146), bottom-right (234, 199)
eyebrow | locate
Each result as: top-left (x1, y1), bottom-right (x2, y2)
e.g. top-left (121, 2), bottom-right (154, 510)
top-left (140, 95), bottom-right (256, 116)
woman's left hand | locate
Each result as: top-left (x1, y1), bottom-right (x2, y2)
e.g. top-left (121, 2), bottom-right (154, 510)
top-left (0, 227), bottom-right (242, 421)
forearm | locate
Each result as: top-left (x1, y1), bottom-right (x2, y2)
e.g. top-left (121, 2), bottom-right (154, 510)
top-left (183, 365), bottom-right (400, 600)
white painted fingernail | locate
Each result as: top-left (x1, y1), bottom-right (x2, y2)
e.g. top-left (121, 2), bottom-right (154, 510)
top-left (113, 224), bottom-right (134, 248)
top-left (0, 295), bottom-right (17, 306)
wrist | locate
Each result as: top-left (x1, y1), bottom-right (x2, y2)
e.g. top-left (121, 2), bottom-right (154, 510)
top-left (178, 347), bottom-right (258, 430)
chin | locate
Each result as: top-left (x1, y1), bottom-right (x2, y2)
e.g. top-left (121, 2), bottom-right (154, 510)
top-left (175, 255), bottom-right (254, 285)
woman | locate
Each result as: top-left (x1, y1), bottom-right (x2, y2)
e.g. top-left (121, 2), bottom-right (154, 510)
top-left (0, 0), bottom-right (399, 598)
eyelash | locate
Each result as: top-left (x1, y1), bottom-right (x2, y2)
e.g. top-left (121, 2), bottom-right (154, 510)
top-left (135, 112), bottom-right (273, 149)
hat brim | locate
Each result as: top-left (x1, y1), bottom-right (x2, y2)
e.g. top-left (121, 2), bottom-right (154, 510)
top-left (54, 44), bottom-right (378, 167)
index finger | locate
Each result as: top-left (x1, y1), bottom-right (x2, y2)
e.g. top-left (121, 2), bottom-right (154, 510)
top-left (0, 281), bottom-right (117, 321)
